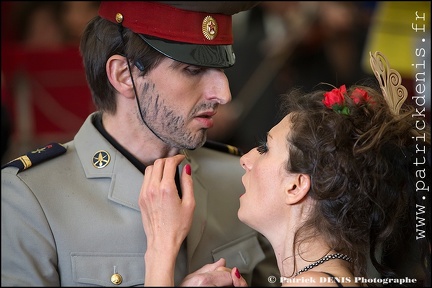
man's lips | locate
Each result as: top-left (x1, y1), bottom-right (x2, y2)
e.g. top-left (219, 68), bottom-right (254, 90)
top-left (196, 111), bottom-right (216, 118)
top-left (194, 111), bottom-right (216, 128)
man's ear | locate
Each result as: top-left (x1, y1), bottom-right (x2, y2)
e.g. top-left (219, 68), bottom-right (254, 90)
top-left (285, 173), bottom-right (311, 204)
top-left (106, 55), bottom-right (135, 99)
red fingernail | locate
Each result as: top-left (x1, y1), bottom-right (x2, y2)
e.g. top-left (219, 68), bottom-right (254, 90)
top-left (235, 267), bottom-right (241, 279)
top-left (185, 164), bottom-right (191, 175)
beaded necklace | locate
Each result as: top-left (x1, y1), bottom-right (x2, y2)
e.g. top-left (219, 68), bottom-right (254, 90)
top-left (294, 253), bottom-right (352, 277)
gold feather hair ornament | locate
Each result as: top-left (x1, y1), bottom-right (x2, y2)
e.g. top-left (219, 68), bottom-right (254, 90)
top-left (369, 51), bottom-right (408, 115)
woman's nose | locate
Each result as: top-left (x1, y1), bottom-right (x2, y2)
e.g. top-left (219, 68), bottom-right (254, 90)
top-left (240, 148), bottom-right (254, 170)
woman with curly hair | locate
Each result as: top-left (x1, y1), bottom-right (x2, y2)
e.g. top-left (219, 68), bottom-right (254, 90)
top-left (238, 77), bottom-right (430, 285)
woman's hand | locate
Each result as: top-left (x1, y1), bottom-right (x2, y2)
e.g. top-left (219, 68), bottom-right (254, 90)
top-left (180, 258), bottom-right (248, 287)
top-left (139, 154), bottom-right (195, 286)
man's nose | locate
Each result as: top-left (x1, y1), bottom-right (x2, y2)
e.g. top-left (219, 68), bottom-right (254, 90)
top-left (204, 69), bottom-right (231, 105)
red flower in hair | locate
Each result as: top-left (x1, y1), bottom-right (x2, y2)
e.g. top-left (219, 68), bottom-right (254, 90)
top-left (323, 85), bottom-right (350, 115)
top-left (351, 88), bottom-right (370, 104)
top-left (323, 85), bottom-right (346, 108)
top-left (323, 85), bottom-right (371, 115)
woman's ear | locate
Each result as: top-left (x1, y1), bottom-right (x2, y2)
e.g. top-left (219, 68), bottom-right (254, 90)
top-left (106, 55), bottom-right (135, 99)
top-left (285, 173), bottom-right (311, 204)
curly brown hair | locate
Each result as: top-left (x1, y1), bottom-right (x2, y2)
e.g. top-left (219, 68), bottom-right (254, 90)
top-left (279, 82), bottom-right (431, 281)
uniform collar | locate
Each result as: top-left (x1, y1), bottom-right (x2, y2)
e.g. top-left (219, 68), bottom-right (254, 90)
top-left (92, 112), bottom-right (146, 173)
top-left (74, 112), bottom-right (143, 211)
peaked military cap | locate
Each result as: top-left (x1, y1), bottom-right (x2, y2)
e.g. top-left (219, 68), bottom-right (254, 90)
top-left (98, 1), bottom-right (260, 68)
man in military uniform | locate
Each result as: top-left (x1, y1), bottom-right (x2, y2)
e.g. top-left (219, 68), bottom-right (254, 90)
top-left (1, 1), bottom-right (279, 286)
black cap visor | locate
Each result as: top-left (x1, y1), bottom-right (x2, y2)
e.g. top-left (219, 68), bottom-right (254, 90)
top-left (138, 34), bottom-right (236, 68)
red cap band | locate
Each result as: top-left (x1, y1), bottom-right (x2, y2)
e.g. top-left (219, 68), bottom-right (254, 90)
top-left (98, 1), bottom-right (233, 45)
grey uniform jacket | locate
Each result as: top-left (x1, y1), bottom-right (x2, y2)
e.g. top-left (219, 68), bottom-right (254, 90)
top-left (1, 112), bottom-right (278, 286)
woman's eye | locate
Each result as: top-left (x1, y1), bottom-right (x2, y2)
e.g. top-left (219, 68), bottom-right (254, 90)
top-left (256, 141), bottom-right (268, 154)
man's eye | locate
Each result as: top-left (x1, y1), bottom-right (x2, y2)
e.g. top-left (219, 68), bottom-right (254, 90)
top-left (256, 141), bottom-right (268, 154)
top-left (186, 66), bottom-right (203, 75)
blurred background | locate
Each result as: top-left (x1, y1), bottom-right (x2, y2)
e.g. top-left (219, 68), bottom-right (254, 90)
top-left (1, 1), bottom-right (100, 164)
top-left (0, 1), bottom-right (431, 285)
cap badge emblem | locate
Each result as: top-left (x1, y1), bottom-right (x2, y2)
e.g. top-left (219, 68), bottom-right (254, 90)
top-left (202, 16), bottom-right (218, 40)
top-left (92, 150), bottom-right (111, 169)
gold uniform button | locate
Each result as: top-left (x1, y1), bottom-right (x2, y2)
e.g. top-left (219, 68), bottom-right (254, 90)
top-left (111, 273), bottom-right (123, 285)
top-left (115, 13), bottom-right (123, 24)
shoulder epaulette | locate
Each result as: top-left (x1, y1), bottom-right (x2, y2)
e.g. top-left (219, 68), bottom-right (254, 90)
top-left (203, 140), bottom-right (243, 156)
top-left (1, 142), bottom-right (67, 172)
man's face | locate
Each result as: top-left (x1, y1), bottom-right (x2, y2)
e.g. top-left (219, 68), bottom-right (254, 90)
top-left (136, 57), bottom-right (231, 149)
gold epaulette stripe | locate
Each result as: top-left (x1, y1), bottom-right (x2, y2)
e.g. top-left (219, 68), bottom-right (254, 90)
top-left (1, 143), bottom-right (67, 172)
top-left (19, 155), bottom-right (32, 170)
